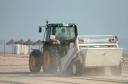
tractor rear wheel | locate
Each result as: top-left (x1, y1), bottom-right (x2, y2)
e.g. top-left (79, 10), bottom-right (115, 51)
top-left (42, 49), bottom-right (57, 73)
top-left (29, 50), bottom-right (41, 72)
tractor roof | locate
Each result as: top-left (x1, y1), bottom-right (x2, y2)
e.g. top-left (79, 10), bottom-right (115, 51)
top-left (47, 23), bottom-right (76, 27)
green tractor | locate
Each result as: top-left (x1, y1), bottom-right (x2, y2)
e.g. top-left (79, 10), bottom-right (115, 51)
top-left (29, 21), bottom-right (79, 74)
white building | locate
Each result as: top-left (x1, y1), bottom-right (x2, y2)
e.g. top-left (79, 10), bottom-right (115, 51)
top-left (14, 44), bottom-right (29, 55)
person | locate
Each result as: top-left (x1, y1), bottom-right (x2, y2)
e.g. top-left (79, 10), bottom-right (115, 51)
top-left (56, 28), bottom-right (67, 40)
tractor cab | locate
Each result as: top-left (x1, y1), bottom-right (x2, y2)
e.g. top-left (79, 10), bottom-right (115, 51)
top-left (39, 23), bottom-right (78, 44)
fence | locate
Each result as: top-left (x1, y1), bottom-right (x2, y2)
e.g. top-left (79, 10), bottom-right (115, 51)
top-left (0, 40), bottom-right (17, 56)
top-left (0, 40), bottom-right (6, 56)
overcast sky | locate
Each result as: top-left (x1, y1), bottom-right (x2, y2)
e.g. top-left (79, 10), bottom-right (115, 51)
top-left (0, 0), bottom-right (128, 51)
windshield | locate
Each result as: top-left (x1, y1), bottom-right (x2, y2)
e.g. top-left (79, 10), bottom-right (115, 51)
top-left (52, 27), bottom-right (76, 41)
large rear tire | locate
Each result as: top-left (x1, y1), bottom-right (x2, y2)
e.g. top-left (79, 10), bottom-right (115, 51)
top-left (29, 50), bottom-right (41, 72)
top-left (42, 49), bottom-right (57, 73)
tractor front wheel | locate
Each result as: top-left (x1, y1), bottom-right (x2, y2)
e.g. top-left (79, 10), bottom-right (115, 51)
top-left (29, 50), bottom-right (41, 72)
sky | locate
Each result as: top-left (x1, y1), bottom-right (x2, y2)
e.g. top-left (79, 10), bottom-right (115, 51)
top-left (0, 0), bottom-right (128, 51)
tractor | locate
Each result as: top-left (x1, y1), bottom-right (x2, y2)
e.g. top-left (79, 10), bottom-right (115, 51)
top-left (29, 21), bottom-right (82, 75)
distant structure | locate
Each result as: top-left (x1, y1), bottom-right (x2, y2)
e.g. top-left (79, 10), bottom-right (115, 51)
top-left (13, 40), bottom-right (29, 55)
top-left (6, 39), bottom-right (42, 55)
top-left (14, 44), bottom-right (29, 55)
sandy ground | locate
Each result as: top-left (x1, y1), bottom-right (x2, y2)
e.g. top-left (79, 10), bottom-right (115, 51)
top-left (0, 55), bottom-right (128, 84)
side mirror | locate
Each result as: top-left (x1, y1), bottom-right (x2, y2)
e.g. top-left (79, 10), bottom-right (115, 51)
top-left (39, 26), bottom-right (42, 32)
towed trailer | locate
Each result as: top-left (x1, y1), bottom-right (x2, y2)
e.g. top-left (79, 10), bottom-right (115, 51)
top-left (75, 35), bottom-right (123, 75)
